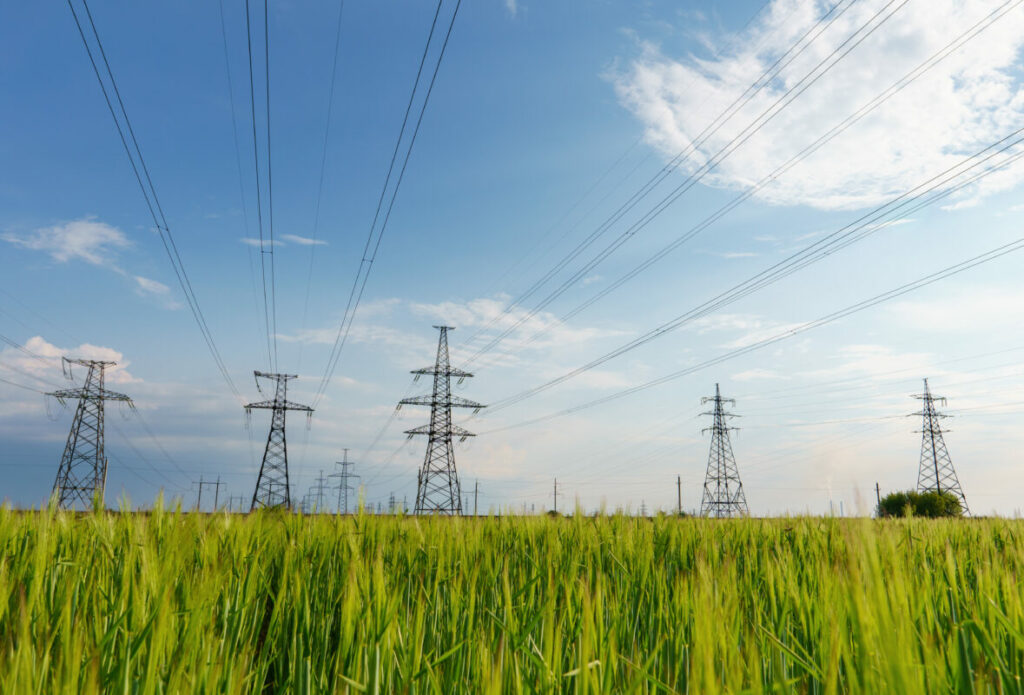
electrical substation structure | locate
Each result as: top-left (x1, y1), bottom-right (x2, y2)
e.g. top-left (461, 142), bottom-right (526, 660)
top-left (912, 378), bottom-right (969, 515)
top-left (398, 326), bottom-right (485, 515)
top-left (48, 358), bottom-right (133, 510)
top-left (246, 371), bottom-right (313, 511)
top-left (699, 383), bottom-right (749, 518)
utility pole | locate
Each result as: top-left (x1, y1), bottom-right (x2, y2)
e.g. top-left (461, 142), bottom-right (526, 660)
top-left (245, 371), bottom-right (313, 511)
top-left (474, 480), bottom-right (479, 517)
top-left (875, 482), bottom-right (881, 509)
top-left (677, 475), bottom-right (682, 515)
top-left (47, 358), bottom-right (133, 510)
top-left (699, 383), bottom-right (749, 518)
top-left (329, 449), bottom-right (358, 515)
top-left (553, 478), bottom-right (558, 514)
top-left (196, 476), bottom-right (225, 511)
top-left (911, 379), bottom-right (969, 514)
top-left (398, 326), bottom-right (485, 515)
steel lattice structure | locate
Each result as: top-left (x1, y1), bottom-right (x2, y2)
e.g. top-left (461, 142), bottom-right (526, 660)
top-left (699, 383), bottom-right (749, 518)
top-left (399, 326), bottom-right (484, 515)
top-left (48, 358), bottom-right (133, 510)
top-left (912, 378), bottom-right (969, 515)
top-left (246, 371), bottom-right (313, 511)
top-left (329, 448), bottom-right (358, 515)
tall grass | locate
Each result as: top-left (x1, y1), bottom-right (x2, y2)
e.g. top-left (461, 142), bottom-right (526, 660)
top-left (0, 505), bottom-right (1021, 693)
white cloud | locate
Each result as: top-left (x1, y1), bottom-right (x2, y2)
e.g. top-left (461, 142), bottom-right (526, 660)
top-left (281, 234), bottom-right (327, 246)
top-left (504, 0), bottom-right (518, 18)
top-left (134, 276), bottom-right (170, 295)
top-left (611, 0), bottom-right (1024, 210)
top-left (707, 250), bottom-right (758, 259)
top-left (3, 219), bottom-right (130, 266)
top-left (240, 238), bottom-right (283, 247)
top-left (0, 336), bottom-right (139, 387)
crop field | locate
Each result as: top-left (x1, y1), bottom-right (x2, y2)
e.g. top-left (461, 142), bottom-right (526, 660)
top-left (0, 508), bottom-right (1022, 694)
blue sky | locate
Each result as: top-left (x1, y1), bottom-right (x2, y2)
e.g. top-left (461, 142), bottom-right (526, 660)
top-left (3, 0), bottom-right (1024, 515)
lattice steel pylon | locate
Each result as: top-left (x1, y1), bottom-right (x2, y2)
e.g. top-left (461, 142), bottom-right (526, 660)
top-left (399, 326), bottom-right (484, 515)
top-left (47, 358), bottom-right (133, 510)
top-left (329, 448), bottom-right (358, 515)
top-left (911, 378), bottom-right (969, 515)
top-left (699, 383), bottom-right (749, 518)
top-left (246, 371), bottom-right (313, 511)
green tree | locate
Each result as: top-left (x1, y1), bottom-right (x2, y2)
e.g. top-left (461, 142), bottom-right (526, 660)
top-left (877, 490), bottom-right (963, 518)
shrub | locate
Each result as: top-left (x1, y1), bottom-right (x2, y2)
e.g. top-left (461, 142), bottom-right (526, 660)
top-left (877, 490), bottom-right (963, 518)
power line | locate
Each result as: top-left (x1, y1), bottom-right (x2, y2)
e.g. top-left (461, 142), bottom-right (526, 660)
top-left (527, 0), bottom-right (1024, 337)
top-left (313, 0), bottom-right (462, 406)
top-left (0, 376), bottom-right (43, 393)
top-left (263, 0), bottom-right (278, 372)
top-left (66, 0), bottom-right (241, 399)
top-left (217, 0), bottom-right (266, 361)
top-left (244, 0), bottom-right (275, 371)
top-left (482, 236), bottom-right (1024, 434)
top-left (459, 0), bottom-right (899, 363)
top-left (485, 126), bottom-right (1024, 414)
top-left (299, 0), bottom-right (347, 370)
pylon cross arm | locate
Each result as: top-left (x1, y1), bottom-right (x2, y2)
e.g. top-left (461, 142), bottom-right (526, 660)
top-left (246, 399), bottom-right (313, 412)
top-left (450, 396), bottom-right (484, 409)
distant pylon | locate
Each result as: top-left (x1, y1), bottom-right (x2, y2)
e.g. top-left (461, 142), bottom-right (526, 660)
top-left (398, 326), bottom-right (485, 515)
top-left (47, 358), bottom-right (133, 510)
top-left (329, 448), bottom-right (358, 514)
top-left (246, 371), bottom-right (313, 510)
top-left (699, 383), bottom-right (748, 518)
top-left (911, 378), bottom-right (969, 514)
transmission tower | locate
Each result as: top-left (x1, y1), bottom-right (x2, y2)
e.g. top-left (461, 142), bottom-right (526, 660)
top-left (308, 470), bottom-right (329, 512)
top-left (47, 358), bottom-right (133, 510)
top-left (911, 379), bottom-right (969, 514)
top-left (699, 383), bottom-right (749, 518)
top-left (246, 371), bottom-right (313, 511)
top-left (329, 448), bottom-right (358, 515)
top-left (398, 326), bottom-right (484, 515)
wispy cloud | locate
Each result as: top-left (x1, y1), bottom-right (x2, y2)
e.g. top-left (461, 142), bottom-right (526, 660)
top-left (3, 218), bottom-right (179, 309)
top-left (240, 238), bottom-right (283, 247)
top-left (281, 234), bottom-right (327, 246)
top-left (3, 219), bottom-right (130, 266)
top-left (611, 0), bottom-right (1024, 210)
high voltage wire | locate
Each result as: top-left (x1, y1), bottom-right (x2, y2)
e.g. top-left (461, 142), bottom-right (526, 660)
top-left (482, 236), bottom-right (1024, 434)
top-left (299, 0), bottom-right (347, 370)
top-left (66, 0), bottom-right (241, 400)
top-left (217, 0), bottom-right (266, 360)
top-left (313, 0), bottom-right (462, 406)
top-left (523, 0), bottom-right (1024, 338)
top-left (470, 134), bottom-right (647, 308)
top-left (465, 0), bottom-right (910, 365)
top-left (263, 0), bottom-right (279, 373)
top-left (0, 377), bottom-right (43, 394)
top-left (484, 127), bottom-right (1024, 414)
top-left (244, 0), bottom-right (276, 371)
top-left (459, 0), bottom-right (860, 352)
top-left (459, 0), bottom-right (891, 362)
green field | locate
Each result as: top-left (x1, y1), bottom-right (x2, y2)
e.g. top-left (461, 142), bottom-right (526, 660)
top-left (1, 507), bottom-right (1022, 693)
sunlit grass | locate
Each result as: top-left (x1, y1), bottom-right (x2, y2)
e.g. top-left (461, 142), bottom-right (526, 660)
top-left (0, 504), bottom-right (1021, 693)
